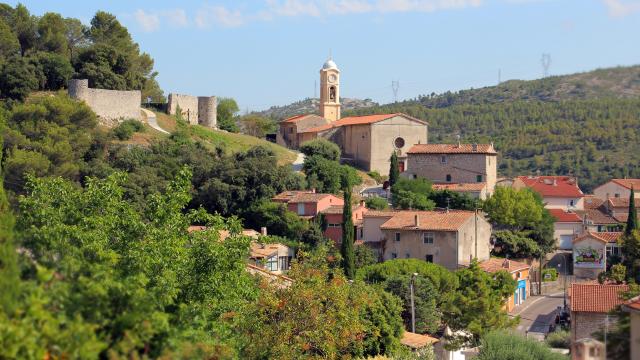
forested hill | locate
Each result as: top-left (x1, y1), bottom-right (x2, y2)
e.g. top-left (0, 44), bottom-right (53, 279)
top-left (257, 97), bottom-right (378, 120)
top-left (344, 65), bottom-right (640, 193)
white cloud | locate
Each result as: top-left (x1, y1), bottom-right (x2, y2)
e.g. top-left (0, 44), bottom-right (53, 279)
top-left (134, 9), bottom-right (160, 32)
top-left (163, 9), bottom-right (189, 27)
top-left (602, 0), bottom-right (640, 17)
top-left (196, 5), bottom-right (245, 28)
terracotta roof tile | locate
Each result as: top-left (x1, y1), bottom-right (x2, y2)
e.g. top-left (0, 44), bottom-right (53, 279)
top-left (280, 114), bottom-right (314, 123)
top-left (515, 176), bottom-right (584, 198)
top-left (549, 209), bottom-right (583, 223)
top-left (574, 208), bottom-right (618, 225)
top-left (608, 197), bottom-right (640, 209)
top-left (364, 210), bottom-right (399, 218)
top-left (380, 210), bottom-right (474, 231)
top-left (479, 258), bottom-right (530, 274)
top-left (290, 193), bottom-right (338, 203)
top-left (272, 190), bottom-right (315, 202)
top-left (407, 143), bottom-right (497, 155)
top-left (401, 332), bottom-right (439, 349)
top-left (611, 179), bottom-right (640, 190)
top-left (432, 182), bottom-right (487, 192)
top-left (570, 283), bottom-right (628, 313)
top-left (299, 113), bottom-right (427, 133)
top-left (623, 296), bottom-right (640, 312)
top-left (573, 231), bottom-right (623, 244)
top-left (583, 195), bottom-right (605, 209)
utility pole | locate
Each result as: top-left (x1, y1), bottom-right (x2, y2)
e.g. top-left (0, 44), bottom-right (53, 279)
top-left (498, 68), bottom-right (501, 84)
top-left (410, 273), bottom-right (417, 333)
top-left (392, 80), bottom-right (400, 103)
top-left (475, 208), bottom-right (478, 259)
top-left (541, 53), bottom-right (551, 78)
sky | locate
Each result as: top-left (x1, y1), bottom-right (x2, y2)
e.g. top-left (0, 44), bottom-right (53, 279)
top-left (13, 0), bottom-right (640, 111)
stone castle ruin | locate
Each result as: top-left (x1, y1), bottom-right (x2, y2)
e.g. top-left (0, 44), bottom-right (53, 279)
top-left (68, 79), bottom-right (142, 125)
top-left (167, 93), bottom-right (217, 128)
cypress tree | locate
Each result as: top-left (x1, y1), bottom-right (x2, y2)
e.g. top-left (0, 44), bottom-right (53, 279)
top-left (341, 175), bottom-right (355, 279)
top-left (0, 144), bottom-right (20, 313)
top-left (626, 187), bottom-right (637, 236)
top-left (389, 152), bottom-right (400, 187)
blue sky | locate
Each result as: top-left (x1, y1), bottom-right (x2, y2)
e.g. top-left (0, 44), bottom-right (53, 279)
top-left (14, 0), bottom-right (640, 111)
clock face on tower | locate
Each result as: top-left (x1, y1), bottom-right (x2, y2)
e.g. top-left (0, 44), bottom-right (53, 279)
top-left (328, 74), bottom-right (337, 83)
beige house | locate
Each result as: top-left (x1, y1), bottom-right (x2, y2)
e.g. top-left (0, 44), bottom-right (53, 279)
top-left (593, 178), bottom-right (640, 201)
top-left (370, 210), bottom-right (491, 270)
top-left (548, 209), bottom-right (584, 250)
top-left (405, 143), bottom-right (497, 197)
top-left (572, 232), bottom-right (622, 279)
top-left (277, 58), bottom-right (428, 173)
top-left (431, 182), bottom-right (489, 200)
top-left (622, 296), bottom-right (640, 360)
top-left (249, 242), bottom-right (294, 275)
top-left (570, 283), bottom-right (628, 342)
top-left (513, 175), bottom-right (585, 210)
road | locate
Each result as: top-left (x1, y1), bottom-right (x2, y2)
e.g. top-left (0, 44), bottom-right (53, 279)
top-left (292, 152), bottom-right (305, 171)
top-left (141, 108), bottom-right (170, 134)
top-left (512, 291), bottom-right (566, 340)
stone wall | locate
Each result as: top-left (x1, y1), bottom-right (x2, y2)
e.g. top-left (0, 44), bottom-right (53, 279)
top-left (571, 312), bottom-right (620, 342)
top-left (167, 93), bottom-right (217, 128)
top-left (407, 152), bottom-right (497, 192)
top-left (68, 79), bottom-right (141, 126)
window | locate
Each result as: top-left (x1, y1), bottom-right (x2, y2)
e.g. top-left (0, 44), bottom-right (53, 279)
top-left (476, 175), bottom-right (482, 182)
top-left (615, 193), bottom-right (621, 198)
top-left (423, 232), bottom-right (434, 244)
top-left (446, 174), bottom-right (452, 182)
top-left (413, 174), bottom-right (417, 179)
top-left (394, 137), bottom-right (405, 149)
top-left (441, 156), bottom-right (447, 164)
top-left (266, 256), bottom-right (278, 271)
top-left (391, 252), bottom-right (397, 259)
top-left (279, 256), bottom-right (289, 271)
top-left (328, 223), bottom-right (340, 228)
top-left (297, 203), bottom-right (305, 215)
top-left (425, 254), bottom-right (434, 263)
top-left (516, 272), bottom-right (521, 279)
top-left (569, 199), bottom-right (575, 207)
top-left (395, 232), bottom-right (401, 242)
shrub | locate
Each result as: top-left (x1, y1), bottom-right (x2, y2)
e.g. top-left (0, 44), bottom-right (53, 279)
top-left (113, 119), bottom-right (145, 140)
top-left (477, 330), bottom-right (567, 360)
top-left (545, 330), bottom-right (570, 349)
top-left (365, 197), bottom-right (389, 210)
top-left (367, 170), bottom-right (386, 184)
top-left (542, 268), bottom-right (558, 282)
top-left (300, 138), bottom-right (341, 161)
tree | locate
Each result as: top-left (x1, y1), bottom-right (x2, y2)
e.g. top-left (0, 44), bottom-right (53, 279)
top-left (30, 51), bottom-right (73, 90)
top-left (598, 263), bottom-right (626, 284)
top-left (384, 275), bottom-right (440, 334)
top-left (240, 114), bottom-right (276, 138)
top-left (623, 230), bottom-right (640, 283)
top-left (0, 55), bottom-right (39, 101)
top-left (365, 196), bottom-right (389, 210)
top-left (63, 17), bottom-right (88, 59)
top-left (389, 151), bottom-right (400, 186)
top-left (13, 4), bottom-right (37, 56)
top-left (217, 97), bottom-right (240, 132)
top-left (304, 155), bottom-right (361, 194)
top-left (626, 187), bottom-right (637, 236)
top-left (37, 12), bottom-right (68, 55)
top-left (300, 138), bottom-right (341, 161)
top-left (391, 178), bottom-right (435, 210)
top-left (0, 18), bottom-right (19, 59)
top-left (476, 331), bottom-right (567, 360)
top-left (445, 260), bottom-right (517, 348)
top-left (354, 244), bottom-right (378, 268)
top-left (341, 174), bottom-right (356, 279)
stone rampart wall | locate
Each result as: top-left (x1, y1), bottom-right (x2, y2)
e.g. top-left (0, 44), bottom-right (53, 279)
top-left (167, 93), bottom-right (217, 128)
top-left (68, 79), bottom-right (141, 126)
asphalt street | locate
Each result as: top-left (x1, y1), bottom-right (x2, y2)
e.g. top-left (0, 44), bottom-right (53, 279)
top-left (511, 292), bottom-right (566, 340)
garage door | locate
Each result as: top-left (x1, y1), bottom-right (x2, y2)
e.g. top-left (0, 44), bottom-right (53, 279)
top-left (559, 235), bottom-right (573, 250)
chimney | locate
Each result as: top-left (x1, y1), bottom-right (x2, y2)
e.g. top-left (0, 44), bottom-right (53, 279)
top-left (472, 143), bottom-right (478, 152)
top-left (414, 214), bottom-right (420, 227)
top-left (502, 258), bottom-right (509, 268)
top-left (260, 227), bottom-right (267, 236)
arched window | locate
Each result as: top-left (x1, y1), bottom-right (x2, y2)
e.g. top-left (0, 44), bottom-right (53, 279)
top-left (329, 86), bottom-right (336, 101)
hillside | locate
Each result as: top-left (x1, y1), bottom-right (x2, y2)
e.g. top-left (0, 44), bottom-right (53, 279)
top-left (257, 97), bottom-right (378, 120)
top-left (344, 65), bottom-right (640, 192)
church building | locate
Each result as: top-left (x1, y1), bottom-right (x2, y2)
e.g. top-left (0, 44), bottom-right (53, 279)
top-left (277, 58), bottom-right (428, 174)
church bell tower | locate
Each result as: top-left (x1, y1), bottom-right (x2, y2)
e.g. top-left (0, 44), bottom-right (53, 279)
top-left (319, 58), bottom-right (340, 122)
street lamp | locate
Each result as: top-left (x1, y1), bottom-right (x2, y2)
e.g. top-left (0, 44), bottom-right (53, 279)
top-left (410, 272), bottom-right (418, 333)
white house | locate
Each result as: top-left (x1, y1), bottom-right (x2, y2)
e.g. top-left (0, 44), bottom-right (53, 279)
top-left (512, 176), bottom-right (584, 210)
top-left (593, 179), bottom-right (640, 201)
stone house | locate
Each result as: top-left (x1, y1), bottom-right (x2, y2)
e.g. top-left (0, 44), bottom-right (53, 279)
top-left (369, 210), bottom-right (491, 270)
top-left (549, 209), bottom-right (584, 250)
top-left (602, 197), bottom-right (640, 224)
top-left (404, 143), bottom-right (497, 198)
top-left (593, 178), bottom-right (640, 201)
top-left (431, 182), bottom-right (489, 200)
top-left (272, 190), bottom-right (343, 219)
top-left (319, 201), bottom-right (368, 244)
top-left (478, 258), bottom-right (530, 312)
top-left (574, 196), bottom-right (623, 233)
top-left (569, 283), bottom-right (628, 342)
top-left (622, 296), bottom-right (640, 360)
top-left (277, 114), bottom-right (329, 149)
top-left (572, 232), bottom-right (622, 279)
top-left (513, 175), bottom-right (585, 210)
top-left (572, 338), bottom-right (605, 360)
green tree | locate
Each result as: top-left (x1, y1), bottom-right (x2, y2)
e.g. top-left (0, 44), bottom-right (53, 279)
top-left (0, 18), bottom-right (19, 59)
top-left (445, 260), bottom-right (517, 348)
top-left (300, 138), bottom-right (341, 161)
top-left (13, 4), bottom-right (37, 56)
top-left (217, 97), bottom-right (240, 132)
top-left (341, 174), bottom-right (356, 279)
top-left (63, 17), bottom-right (88, 59)
top-left (598, 263), bottom-right (626, 284)
top-left (240, 114), bottom-right (276, 138)
top-left (623, 230), bottom-right (640, 283)
top-left (389, 151), bottom-right (400, 186)
top-left (354, 244), bottom-right (378, 268)
top-left (0, 55), bottom-right (39, 101)
top-left (626, 187), bottom-right (637, 236)
top-left (365, 196), bottom-right (389, 210)
top-left (391, 178), bottom-right (435, 210)
top-left (37, 12), bottom-right (68, 54)
top-left (30, 51), bottom-right (73, 90)
top-left (477, 331), bottom-right (567, 360)
top-left (384, 275), bottom-right (440, 334)
top-left (304, 155), bottom-right (361, 194)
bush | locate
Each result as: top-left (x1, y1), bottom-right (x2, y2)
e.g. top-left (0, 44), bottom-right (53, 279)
top-left (300, 138), bottom-right (341, 161)
top-left (365, 197), bottom-right (389, 210)
top-left (477, 330), bottom-right (567, 360)
top-left (112, 119), bottom-right (145, 140)
top-left (542, 268), bottom-right (558, 282)
top-left (367, 170), bottom-right (386, 184)
top-left (545, 330), bottom-right (570, 349)
top-left (304, 155), bottom-right (361, 193)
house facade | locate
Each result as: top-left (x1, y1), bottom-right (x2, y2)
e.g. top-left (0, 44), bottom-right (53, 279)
top-left (369, 210), bottom-right (491, 270)
top-left (319, 201), bottom-right (368, 244)
top-left (549, 209), bottom-right (584, 250)
top-left (569, 283), bottom-right (628, 342)
top-left (572, 232), bottom-right (622, 279)
top-left (622, 296), bottom-right (640, 360)
top-left (478, 258), bottom-right (530, 312)
top-left (513, 175), bottom-right (585, 210)
top-left (405, 143), bottom-right (497, 197)
top-left (249, 242), bottom-right (294, 275)
top-left (272, 190), bottom-right (344, 219)
top-left (593, 178), bottom-right (640, 201)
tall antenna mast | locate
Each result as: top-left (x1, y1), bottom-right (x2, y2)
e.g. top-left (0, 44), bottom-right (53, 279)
top-left (541, 53), bottom-right (551, 78)
top-left (392, 80), bottom-right (400, 103)
top-left (498, 68), bottom-right (501, 84)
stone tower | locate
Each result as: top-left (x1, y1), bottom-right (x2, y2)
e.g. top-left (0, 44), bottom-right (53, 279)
top-left (319, 58), bottom-right (340, 122)
top-left (68, 79), bottom-right (89, 101)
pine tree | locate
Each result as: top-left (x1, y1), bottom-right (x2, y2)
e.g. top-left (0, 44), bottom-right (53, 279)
top-left (626, 187), bottom-right (637, 236)
top-left (389, 152), bottom-right (400, 187)
top-left (340, 175), bottom-right (355, 279)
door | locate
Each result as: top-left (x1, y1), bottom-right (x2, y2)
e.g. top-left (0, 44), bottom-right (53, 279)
top-left (398, 161), bottom-right (405, 173)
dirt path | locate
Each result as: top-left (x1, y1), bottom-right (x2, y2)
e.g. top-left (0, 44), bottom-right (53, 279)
top-left (141, 108), bottom-right (169, 134)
